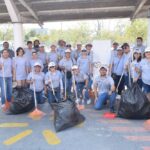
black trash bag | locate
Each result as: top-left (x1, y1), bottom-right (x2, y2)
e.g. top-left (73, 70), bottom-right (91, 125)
top-left (51, 99), bottom-right (85, 132)
top-left (117, 83), bottom-right (150, 119)
top-left (9, 87), bottom-right (34, 114)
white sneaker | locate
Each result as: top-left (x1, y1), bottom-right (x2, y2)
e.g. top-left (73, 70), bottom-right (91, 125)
top-left (1, 104), bottom-right (5, 108)
top-left (116, 95), bottom-right (121, 99)
top-left (87, 99), bottom-right (92, 105)
top-left (75, 98), bottom-right (80, 104)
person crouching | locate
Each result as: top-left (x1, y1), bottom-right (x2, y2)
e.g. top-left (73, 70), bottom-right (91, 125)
top-left (45, 62), bottom-right (63, 103)
top-left (94, 65), bottom-right (116, 113)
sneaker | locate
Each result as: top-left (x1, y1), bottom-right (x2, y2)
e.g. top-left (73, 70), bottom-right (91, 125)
top-left (87, 99), bottom-right (91, 105)
top-left (75, 98), bottom-right (80, 104)
top-left (116, 95), bottom-right (121, 100)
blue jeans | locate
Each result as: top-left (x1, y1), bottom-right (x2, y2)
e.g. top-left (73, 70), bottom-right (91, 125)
top-left (124, 74), bottom-right (131, 88)
top-left (76, 82), bottom-right (89, 100)
top-left (31, 90), bottom-right (44, 104)
top-left (0, 77), bottom-right (12, 105)
top-left (76, 82), bottom-right (85, 98)
top-left (143, 82), bottom-right (150, 94)
top-left (63, 76), bottom-right (72, 97)
top-left (88, 76), bottom-right (93, 90)
top-left (94, 92), bottom-right (116, 110)
top-left (47, 89), bottom-right (61, 103)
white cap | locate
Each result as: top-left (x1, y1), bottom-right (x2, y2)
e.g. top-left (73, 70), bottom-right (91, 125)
top-left (145, 47), bottom-right (150, 53)
top-left (72, 65), bottom-right (78, 70)
top-left (39, 44), bottom-right (45, 47)
top-left (133, 50), bottom-right (141, 53)
top-left (48, 62), bottom-right (56, 68)
top-left (117, 47), bottom-right (123, 51)
top-left (65, 49), bottom-right (71, 53)
top-left (82, 48), bottom-right (87, 52)
top-left (34, 62), bottom-right (42, 67)
top-left (99, 64), bottom-right (108, 70)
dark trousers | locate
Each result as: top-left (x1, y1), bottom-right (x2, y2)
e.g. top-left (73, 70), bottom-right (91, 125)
top-left (112, 74), bottom-right (125, 95)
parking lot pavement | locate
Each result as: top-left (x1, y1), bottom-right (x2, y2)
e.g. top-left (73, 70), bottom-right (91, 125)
top-left (0, 103), bottom-right (150, 150)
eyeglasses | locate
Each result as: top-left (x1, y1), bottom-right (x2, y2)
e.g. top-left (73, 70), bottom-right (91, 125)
top-left (49, 66), bottom-right (55, 68)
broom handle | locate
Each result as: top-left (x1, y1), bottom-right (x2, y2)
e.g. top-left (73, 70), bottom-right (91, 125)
top-left (64, 68), bottom-right (67, 99)
top-left (72, 72), bottom-right (78, 101)
top-left (116, 70), bottom-right (124, 93)
top-left (1, 55), bottom-right (7, 101)
top-left (49, 73), bottom-right (55, 96)
top-left (32, 72), bottom-right (38, 108)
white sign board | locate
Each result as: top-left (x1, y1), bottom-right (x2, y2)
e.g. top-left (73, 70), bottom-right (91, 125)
top-left (92, 40), bottom-right (111, 79)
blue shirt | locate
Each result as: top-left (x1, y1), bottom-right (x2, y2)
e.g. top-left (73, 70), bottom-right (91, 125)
top-left (94, 75), bottom-right (114, 94)
top-left (130, 60), bottom-right (141, 79)
top-left (73, 71), bottom-right (88, 83)
top-left (29, 59), bottom-right (44, 71)
top-left (13, 56), bottom-right (28, 80)
top-left (37, 52), bottom-right (47, 65)
top-left (24, 48), bottom-right (36, 61)
top-left (112, 55), bottom-right (125, 76)
top-left (27, 72), bottom-right (45, 92)
top-left (47, 51), bottom-right (59, 65)
top-left (0, 57), bottom-right (13, 77)
top-left (45, 70), bottom-right (63, 90)
top-left (59, 57), bottom-right (76, 71)
top-left (123, 52), bottom-right (132, 75)
top-left (77, 56), bottom-right (91, 75)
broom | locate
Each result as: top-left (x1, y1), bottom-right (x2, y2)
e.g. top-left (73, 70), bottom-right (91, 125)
top-left (72, 72), bottom-right (85, 110)
top-left (28, 71), bottom-right (45, 120)
top-left (1, 55), bottom-right (10, 111)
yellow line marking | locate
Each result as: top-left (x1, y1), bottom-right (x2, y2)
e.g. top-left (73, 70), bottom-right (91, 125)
top-left (3, 130), bottom-right (32, 145)
top-left (43, 130), bottom-right (61, 145)
top-left (0, 123), bottom-right (28, 128)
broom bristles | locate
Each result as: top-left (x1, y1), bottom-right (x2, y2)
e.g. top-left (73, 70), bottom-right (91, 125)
top-left (2, 100), bottom-right (10, 112)
top-left (29, 108), bottom-right (45, 120)
top-left (103, 112), bottom-right (116, 119)
top-left (77, 104), bottom-right (85, 111)
top-left (144, 120), bottom-right (150, 130)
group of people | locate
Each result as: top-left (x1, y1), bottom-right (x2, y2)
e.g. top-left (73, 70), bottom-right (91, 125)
top-left (0, 37), bottom-right (150, 113)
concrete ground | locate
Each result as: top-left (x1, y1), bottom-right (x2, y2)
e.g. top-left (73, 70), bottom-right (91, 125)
top-left (0, 103), bottom-right (150, 150)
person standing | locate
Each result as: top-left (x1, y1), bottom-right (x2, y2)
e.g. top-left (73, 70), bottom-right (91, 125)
top-left (59, 49), bottom-right (76, 97)
top-left (47, 44), bottom-right (59, 68)
top-left (24, 41), bottom-right (36, 62)
top-left (13, 47), bottom-right (28, 87)
top-left (133, 37), bottom-right (145, 55)
top-left (0, 49), bottom-right (13, 109)
top-left (33, 39), bottom-right (40, 52)
top-left (29, 52), bottom-right (43, 72)
top-left (1, 41), bottom-right (15, 58)
top-left (130, 51), bottom-right (142, 88)
top-left (136, 47), bottom-right (150, 93)
top-left (73, 43), bottom-right (82, 60)
top-left (111, 47), bottom-right (125, 95)
top-left (37, 44), bottom-right (48, 73)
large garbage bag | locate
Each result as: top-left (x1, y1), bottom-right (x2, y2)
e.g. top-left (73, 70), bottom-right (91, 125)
top-left (51, 99), bottom-right (85, 132)
top-left (9, 87), bottom-right (34, 114)
top-left (117, 83), bottom-right (150, 119)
